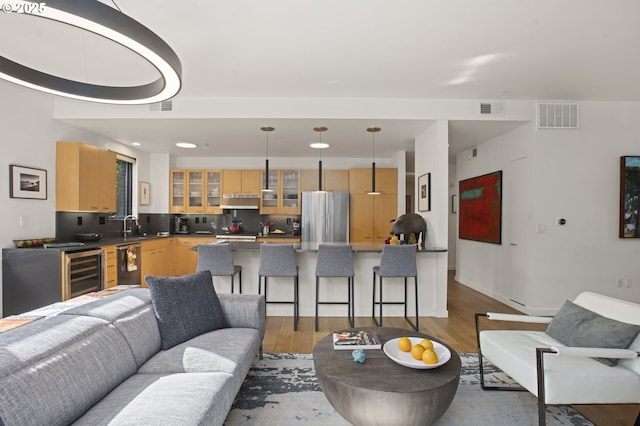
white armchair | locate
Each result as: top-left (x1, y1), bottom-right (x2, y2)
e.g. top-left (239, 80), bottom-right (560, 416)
top-left (475, 292), bottom-right (640, 426)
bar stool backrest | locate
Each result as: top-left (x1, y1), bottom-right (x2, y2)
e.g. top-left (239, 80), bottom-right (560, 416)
top-left (378, 244), bottom-right (418, 277)
top-left (316, 244), bottom-right (354, 277)
top-left (259, 244), bottom-right (297, 277)
top-left (196, 243), bottom-right (235, 276)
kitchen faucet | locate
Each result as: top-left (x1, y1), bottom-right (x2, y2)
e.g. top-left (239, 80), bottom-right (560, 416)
top-left (122, 215), bottom-right (138, 239)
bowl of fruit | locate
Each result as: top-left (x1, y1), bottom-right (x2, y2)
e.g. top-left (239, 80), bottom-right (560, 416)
top-left (383, 336), bottom-right (451, 369)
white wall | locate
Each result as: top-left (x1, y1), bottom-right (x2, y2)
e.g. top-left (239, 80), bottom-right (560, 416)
top-left (415, 120), bottom-right (449, 316)
top-left (0, 81), bottom-right (147, 316)
top-left (448, 163), bottom-right (457, 269)
top-left (456, 101), bottom-right (640, 315)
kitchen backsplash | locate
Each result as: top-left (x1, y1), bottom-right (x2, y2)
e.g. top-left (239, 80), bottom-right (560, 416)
top-left (55, 211), bottom-right (300, 242)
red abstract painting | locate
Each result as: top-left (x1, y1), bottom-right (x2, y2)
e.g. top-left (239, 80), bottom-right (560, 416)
top-left (459, 171), bottom-right (502, 244)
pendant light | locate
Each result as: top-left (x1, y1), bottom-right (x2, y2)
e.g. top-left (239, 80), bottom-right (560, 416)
top-left (260, 127), bottom-right (275, 192)
top-left (367, 127), bottom-right (381, 195)
top-left (311, 127), bottom-right (329, 192)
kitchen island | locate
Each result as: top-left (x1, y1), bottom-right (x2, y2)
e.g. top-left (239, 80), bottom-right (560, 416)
top-left (194, 242), bottom-right (449, 318)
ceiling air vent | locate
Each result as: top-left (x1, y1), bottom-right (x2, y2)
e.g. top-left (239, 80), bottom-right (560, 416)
top-left (150, 100), bottom-right (174, 112)
top-left (479, 101), bottom-right (505, 116)
top-left (537, 102), bottom-right (579, 129)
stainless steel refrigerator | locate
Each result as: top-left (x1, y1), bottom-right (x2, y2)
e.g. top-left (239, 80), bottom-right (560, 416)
top-left (301, 192), bottom-right (349, 243)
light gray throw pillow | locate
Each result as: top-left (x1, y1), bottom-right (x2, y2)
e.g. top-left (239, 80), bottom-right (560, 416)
top-left (546, 299), bottom-right (640, 366)
top-left (146, 270), bottom-right (229, 350)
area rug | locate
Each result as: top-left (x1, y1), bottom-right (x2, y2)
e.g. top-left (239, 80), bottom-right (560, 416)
top-left (224, 353), bottom-right (594, 425)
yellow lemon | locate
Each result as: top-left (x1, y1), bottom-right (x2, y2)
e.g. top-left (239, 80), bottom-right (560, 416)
top-left (397, 336), bottom-right (412, 352)
top-left (422, 348), bottom-right (438, 364)
top-left (411, 344), bottom-right (425, 360)
top-left (419, 339), bottom-right (434, 351)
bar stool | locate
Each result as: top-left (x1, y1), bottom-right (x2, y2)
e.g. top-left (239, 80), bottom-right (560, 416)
top-left (372, 244), bottom-right (419, 331)
top-left (196, 243), bottom-right (242, 293)
top-left (258, 244), bottom-right (299, 331)
top-left (314, 244), bottom-right (355, 331)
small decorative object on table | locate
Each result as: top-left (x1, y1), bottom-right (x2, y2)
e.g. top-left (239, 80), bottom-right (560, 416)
top-left (333, 330), bottom-right (381, 350)
top-left (352, 349), bottom-right (366, 363)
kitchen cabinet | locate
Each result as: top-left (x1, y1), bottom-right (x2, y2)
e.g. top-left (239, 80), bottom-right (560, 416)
top-left (261, 170), bottom-right (300, 214)
top-left (102, 245), bottom-right (118, 288)
top-left (349, 194), bottom-right (397, 243)
top-left (221, 169), bottom-right (261, 195)
top-left (205, 171), bottom-right (222, 214)
top-left (300, 169), bottom-right (349, 192)
top-left (56, 141), bottom-right (117, 212)
top-left (348, 167), bottom-right (397, 194)
top-left (257, 237), bottom-right (301, 243)
top-left (141, 238), bottom-right (174, 287)
top-left (170, 170), bottom-right (210, 213)
top-left (173, 237), bottom-right (216, 276)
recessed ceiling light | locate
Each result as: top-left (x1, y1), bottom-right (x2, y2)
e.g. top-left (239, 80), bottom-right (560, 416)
top-left (176, 142), bottom-right (197, 148)
top-left (131, 142), bottom-right (142, 146)
top-left (310, 142), bottom-right (330, 149)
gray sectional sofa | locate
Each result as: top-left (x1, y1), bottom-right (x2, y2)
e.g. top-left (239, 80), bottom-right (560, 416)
top-left (0, 285), bottom-right (265, 425)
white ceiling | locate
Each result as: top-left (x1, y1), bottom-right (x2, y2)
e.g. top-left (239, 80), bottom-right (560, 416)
top-left (2, 0), bottom-right (639, 160)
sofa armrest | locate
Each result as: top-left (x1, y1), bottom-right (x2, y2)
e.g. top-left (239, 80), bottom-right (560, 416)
top-left (486, 312), bottom-right (553, 324)
top-left (549, 346), bottom-right (639, 359)
top-left (218, 294), bottom-right (266, 340)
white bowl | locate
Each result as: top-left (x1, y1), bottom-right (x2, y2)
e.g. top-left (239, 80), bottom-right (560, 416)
top-left (383, 337), bottom-right (451, 369)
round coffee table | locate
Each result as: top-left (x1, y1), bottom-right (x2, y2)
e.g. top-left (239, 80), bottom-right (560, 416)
top-left (313, 327), bottom-right (461, 426)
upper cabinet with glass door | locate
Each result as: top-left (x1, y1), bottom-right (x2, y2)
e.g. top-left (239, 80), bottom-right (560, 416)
top-left (186, 170), bottom-right (205, 213)
top-left (260, 170), bottom-right (300, 214)
top-left (170, 169), bottom-right (186, 213)
top-left (281, 170), bottom-right (300, 214)
top-left (260, 170), bottom-right (279, 214)
top-left (205, 171), bottom-right (222, 214)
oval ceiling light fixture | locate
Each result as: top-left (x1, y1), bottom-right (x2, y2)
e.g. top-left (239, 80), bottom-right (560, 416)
top-left (131, 142), bottom-right (142, 146)
top-left (176, 142), bottom-right (197, 149)
top-left (0, 0), bottom-right (182, 104)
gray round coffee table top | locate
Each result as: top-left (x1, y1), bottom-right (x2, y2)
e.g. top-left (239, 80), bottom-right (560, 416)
top-left (313, 327), bottom-right (461, 425)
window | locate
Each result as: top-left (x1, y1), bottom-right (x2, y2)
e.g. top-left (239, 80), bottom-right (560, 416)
top-left (115, 156), bottom-right (135, 217)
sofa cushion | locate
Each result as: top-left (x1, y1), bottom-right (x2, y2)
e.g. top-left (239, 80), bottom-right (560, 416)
top-left (0, 315), bottom-right (137, 426)
top-left (60, 288), bottom-right (162, 368)
top-left (546, 300), bottom-right (640, 366)
top-left (72, 372), bottom-right (235, 426)
top-left (146, 270), bottom-right (229, 350)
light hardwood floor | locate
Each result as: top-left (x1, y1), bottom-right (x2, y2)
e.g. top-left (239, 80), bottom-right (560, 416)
top-left (263, 271), bottom-right (639, 426)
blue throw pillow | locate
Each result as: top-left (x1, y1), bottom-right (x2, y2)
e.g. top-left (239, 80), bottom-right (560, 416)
top-left (546, 300), bottom-right (640, 366)
top-left (146, 270), bottom-right (229, 350)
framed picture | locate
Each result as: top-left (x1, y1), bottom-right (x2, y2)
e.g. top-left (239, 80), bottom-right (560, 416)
top-left (9, 165), bottom-right (47, 200)
top-left (418, 173), bottom-right (431, 211)
top-left (139, 181), bottom-right (150, 205)
top-left (459, 170), bottom-right (502, 244)
top-left (620, 156), bottom-right (640, 238)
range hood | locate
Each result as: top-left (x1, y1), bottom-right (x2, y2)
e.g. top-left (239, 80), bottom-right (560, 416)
top-left (220, 194), bottom-right (260, 209)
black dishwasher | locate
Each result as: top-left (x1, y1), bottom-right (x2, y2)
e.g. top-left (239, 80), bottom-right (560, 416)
top-left (117, 244), bottom-right (142, 285)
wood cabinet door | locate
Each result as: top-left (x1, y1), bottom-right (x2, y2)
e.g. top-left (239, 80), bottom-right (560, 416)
top-left (280, 170), bottom-right (300, 214)
top-left (170, 170), bottom-right (187, 213)
top-left (373, 194), bottom-right (398, 243)
top-left (349, 194), bottom-right (374, 242)
top-left (102, 245), bottom-right (118, 288)
top-left (78, 144), bottom-right (102, 211)
top-left (186, 171), bottom-right (205, 213)
top-left (349, 167), bottom-right (397, 194)
top-left (222, 170), bottom-right (242, 194)
top-left (324, 170), bottom-right (349, 192)
top-left (241, 169), bottom-right (261, 194)
top-left (205, 171), bottom-right (222, 214)
top-left (99, 149), bottom-right (117, 212)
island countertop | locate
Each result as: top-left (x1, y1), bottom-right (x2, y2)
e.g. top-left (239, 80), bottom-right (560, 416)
top-left (193, 241), bottom-right (447, 253)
